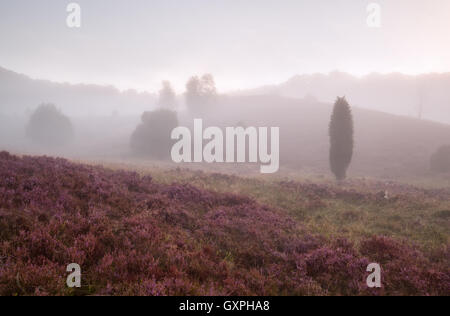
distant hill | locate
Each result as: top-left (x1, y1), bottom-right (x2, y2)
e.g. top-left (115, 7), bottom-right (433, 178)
top-left (0, 66), bottom-right (157, 117)
top-left (199, 94), bottom-right (450, 178)
top-left (234, 72), bottom-right (450, 124)
top-left (1, 66), bottom-right (449, 179)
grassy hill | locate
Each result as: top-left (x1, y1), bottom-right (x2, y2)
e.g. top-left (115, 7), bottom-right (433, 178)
top-left (196, 94), bottom-right (450, 180)
top-left (2, 93), bottom-right (450, 183)
top-left (0, 152), bottom-right (448, 296)
top-left (1, 66), bottom-right (449, 183)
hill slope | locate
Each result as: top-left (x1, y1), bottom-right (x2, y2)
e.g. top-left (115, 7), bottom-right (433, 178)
top-left (235, 72), bottom-right (450, 124)
top-left (0, 66), bottom-right (156, 117)
top-left (199, 95), bottom-right (450, 178)
top-left (0, 152), bottom-right (448, 296)
top-left (1, 66), bottom-right (450, 180)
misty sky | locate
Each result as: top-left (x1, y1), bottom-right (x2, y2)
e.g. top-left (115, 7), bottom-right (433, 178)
top-left (1, 0), bottom-right (450, 92)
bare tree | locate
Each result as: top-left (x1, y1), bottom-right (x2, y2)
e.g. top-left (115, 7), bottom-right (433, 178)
top-left (185, 74), bottom-right (218, 115)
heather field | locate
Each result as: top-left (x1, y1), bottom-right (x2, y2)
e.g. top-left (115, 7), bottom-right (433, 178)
top-left (0, 151), bottom-right (448, 296)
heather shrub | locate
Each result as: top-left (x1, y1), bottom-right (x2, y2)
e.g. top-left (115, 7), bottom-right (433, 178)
top-left (360, 236), bottom-right (450, 295)
top-left (430, 145), bottom-right (450, 173)
top-left (302, 246), bottom-right (369, 295)
top-left (26, 103), bottom-right (74, 148)
top-left (0, 152), bottom-right (448, 296)
top-left (130, 109), bottom-right (179, 160)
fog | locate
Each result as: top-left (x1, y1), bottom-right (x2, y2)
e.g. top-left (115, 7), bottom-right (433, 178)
top-left (1, 69), bottom-right (450, 181)
top-left (3, 1), bottom-right (450, 299)
top-left (1, 0), bottom-right (450, 91)
top-left (1, 1), bottom-right (450, 181)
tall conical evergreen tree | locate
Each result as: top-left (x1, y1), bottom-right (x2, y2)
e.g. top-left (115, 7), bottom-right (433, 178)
top-left (329, 97), bottom-right (354, 181)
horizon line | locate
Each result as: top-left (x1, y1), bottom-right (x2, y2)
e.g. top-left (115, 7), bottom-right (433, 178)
top-left (2, 65), bottom-right (450, 95)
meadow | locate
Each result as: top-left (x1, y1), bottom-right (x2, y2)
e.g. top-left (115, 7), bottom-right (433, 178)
top-left (0, 152), bottom-right (448, 296)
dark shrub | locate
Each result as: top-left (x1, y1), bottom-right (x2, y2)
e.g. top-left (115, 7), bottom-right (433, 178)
top-left (130, 109), bottom-right (179, 160)
top-left (430, 145), bottom-right (450, 173)
top-left (26, 104), bottom-right (74, 148)
top-left (329, 97), bottom-right (354, 181)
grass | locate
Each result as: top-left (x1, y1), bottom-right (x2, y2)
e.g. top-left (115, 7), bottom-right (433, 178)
top-left (97, 160), bottom-right (450, 253)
